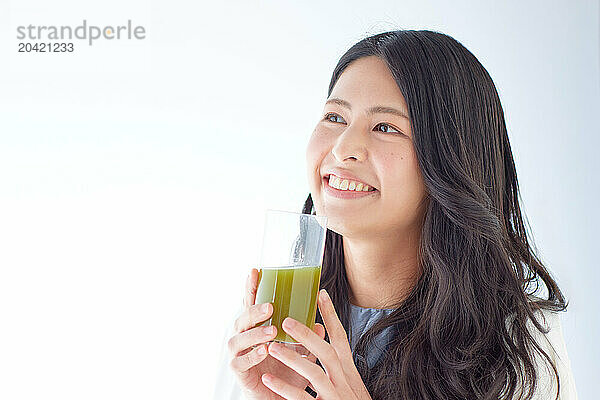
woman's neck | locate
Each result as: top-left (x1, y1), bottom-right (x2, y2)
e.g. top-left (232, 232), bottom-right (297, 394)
top-left (343, 232), bottom-right (422, 309)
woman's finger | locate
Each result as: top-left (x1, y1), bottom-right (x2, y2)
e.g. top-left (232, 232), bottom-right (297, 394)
top-left (243, 268), bottom-right (259, 309)
top-left (313, 322), bottom-right (325, 340)
top-left (318, 290), bottom-right (352, 359)
top-left (233, 302), bottom-right (273, 334)
top-left (266, 342), bottom-right (338, 399)
top-left (318, 291), bottom-right (371, 397)
top-left (227, 325), bottom-right (277, 357)
top-left (288, 322), bottom-right (325, 395)
top-left (304, 323), bottom-right (326, 365)
top-left (278, 318), bottom-right (346, 388)
top-left (229, 343), bottom-right (269, 374)
top-left (262, 372), bottom-right (315, 400)
top-left (262, 372), bottom-right (321, 400)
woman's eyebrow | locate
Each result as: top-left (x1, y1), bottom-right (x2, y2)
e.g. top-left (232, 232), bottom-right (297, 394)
top-left (325, 97), bottom-right (409, 120)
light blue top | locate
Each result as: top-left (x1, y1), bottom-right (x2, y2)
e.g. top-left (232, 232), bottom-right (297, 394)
top-left (348, 303), bottom-right (396, 369)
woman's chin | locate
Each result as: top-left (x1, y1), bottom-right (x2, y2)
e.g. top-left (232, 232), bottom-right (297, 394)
top-left (320, 215), bottom-right (371, 237)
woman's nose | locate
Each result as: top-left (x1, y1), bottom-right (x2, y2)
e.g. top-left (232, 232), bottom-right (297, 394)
top-left (331, 124), bottom-right (368, 162)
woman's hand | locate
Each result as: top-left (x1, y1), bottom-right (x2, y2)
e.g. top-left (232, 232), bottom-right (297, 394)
top-left (227, 268), bottom-right (326, 400)
top-left (261, 289), bottom-right (373, 400)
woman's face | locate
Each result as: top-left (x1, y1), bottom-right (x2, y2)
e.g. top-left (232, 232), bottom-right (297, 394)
top-left (306, 56), bottom-right (428, 239)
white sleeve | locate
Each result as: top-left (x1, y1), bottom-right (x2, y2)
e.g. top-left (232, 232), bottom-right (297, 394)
top-left (211, 304), bottom-right (246, 400)
top-left (526, 309), bottom-right (578, 400)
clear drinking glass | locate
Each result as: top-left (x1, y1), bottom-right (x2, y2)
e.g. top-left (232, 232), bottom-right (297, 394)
top-left (254, 209), bottom-right (327, 347)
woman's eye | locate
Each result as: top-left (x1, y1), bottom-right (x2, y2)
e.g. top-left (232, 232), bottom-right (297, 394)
top-left (323, 113), bottom-right (345, 124)
top-left (374, 123), bottom-right (401, 134)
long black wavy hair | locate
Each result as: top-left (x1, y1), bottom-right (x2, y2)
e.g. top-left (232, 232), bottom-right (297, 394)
top-left (302, 30), bottom-right (567, 400)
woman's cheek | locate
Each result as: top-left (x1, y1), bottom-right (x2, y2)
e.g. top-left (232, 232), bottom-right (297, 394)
top-left (306, 130), bottom-right (329, 168)
top-left (305, 134), bottom-right (324, 191)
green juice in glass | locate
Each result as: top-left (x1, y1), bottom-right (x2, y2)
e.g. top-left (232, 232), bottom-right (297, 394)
top-left (255, 265), bottom-right (322, 343)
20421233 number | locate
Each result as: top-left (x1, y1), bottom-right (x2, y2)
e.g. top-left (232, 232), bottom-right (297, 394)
top-left (18, 42), bottom-right (74, 52)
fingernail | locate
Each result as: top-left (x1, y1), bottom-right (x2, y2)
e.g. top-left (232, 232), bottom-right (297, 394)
top-left (320, 289), bottom-right (329, 302)
top-left (261, 303), bottom-right (270, 314)
top-left (283, 317), bottom-right (297, 330)
top-left (263, 326), bottom-right (274, 335)
top-left (269, 343), bottom-right (282, 354)
top-left (257, 345), bottom-right (266, 355)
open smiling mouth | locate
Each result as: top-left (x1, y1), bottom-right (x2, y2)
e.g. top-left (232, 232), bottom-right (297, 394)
top-left (323, 175), bottom-right (378, 198)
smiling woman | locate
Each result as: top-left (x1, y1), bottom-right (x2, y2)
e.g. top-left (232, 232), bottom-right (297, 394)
top-left (214, 29), bottom-right (577, 400)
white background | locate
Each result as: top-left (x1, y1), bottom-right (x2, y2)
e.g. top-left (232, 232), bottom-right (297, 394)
top-left (0, 0), bottom-right (597, 399)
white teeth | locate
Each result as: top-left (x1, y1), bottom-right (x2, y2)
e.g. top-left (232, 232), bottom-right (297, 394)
top-left (332, 176), bottom-right (340, 189)
top-left (327, 175), bottom-right (375, 192)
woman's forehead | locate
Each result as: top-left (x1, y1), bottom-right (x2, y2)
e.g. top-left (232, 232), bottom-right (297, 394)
top-left (330, 57), bottom-right (408, 111)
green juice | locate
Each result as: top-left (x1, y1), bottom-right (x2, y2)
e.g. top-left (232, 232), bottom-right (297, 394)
top-left (255, 265), bottom-right (322, 343)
